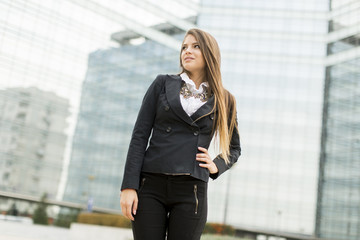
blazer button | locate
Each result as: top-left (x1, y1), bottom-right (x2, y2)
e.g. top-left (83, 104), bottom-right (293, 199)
top-left (164, 105), bottom-right (170, 111)
top-left (166, 126), bottom-right (172, 133)
top-left (193, 131), bottom-right (199, 136)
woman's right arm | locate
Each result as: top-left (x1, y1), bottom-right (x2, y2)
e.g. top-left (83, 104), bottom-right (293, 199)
top-left (121, 75), bottom-right (164, 190)
top-left (120, 189), bottom-right (138, 221)
top-left (120, 75), bottom-right (164, 220)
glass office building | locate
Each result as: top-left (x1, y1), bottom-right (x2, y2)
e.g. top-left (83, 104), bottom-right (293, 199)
top-left (316, 0), bottom-right (360, 239)
top-left (63, 24), bottom-right (183, 209)
top-left (199, 0), bottom-right (328, 234)
top-left (0, 0), bottom-right (125, 201)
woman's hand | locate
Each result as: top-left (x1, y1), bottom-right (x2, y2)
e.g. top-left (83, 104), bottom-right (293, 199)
top-left (196, 147), bottom-right (218, 174)
top-left (120, 189), bottom-right (138, 221)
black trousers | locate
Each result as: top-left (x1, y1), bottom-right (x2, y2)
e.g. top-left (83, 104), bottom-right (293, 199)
top-left (132, 172), bottom-right (208, 240)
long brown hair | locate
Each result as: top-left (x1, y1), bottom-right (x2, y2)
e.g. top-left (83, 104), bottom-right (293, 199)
top-left (179, 28), bottom-right (238, 164)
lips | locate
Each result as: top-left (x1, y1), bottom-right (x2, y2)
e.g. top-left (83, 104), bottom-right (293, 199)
top-left (184, 57), bottom-right (194, 61)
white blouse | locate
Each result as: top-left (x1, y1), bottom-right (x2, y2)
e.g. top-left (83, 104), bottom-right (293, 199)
top-left (179, 73), bottom-right (209, 116)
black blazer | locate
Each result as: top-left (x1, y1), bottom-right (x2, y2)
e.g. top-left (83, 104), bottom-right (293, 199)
top-left (121, 74), bottom-right (241, 190)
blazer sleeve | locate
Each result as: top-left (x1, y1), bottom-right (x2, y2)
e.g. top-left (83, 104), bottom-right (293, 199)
top-left (121, 75), bottom-right (164, 190)
top-left (210, 113), bottom-right (241, 180)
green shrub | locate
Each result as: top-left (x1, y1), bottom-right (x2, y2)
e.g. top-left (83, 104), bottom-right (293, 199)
top-left (203, 222), bottom-right (236, 236)
top-left (77, 212), bottom-right (131, 228)
top-left (33, 194), bottom-right (48, 225)
top-left (54, 210), bottom-right (79, 228)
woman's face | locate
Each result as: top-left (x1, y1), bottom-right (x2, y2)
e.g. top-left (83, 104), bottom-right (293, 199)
top-left (181, 34), bottom-right (205, 75)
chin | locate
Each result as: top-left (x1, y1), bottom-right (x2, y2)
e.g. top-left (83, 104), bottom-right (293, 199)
top-left (183, 65), bottom-right (195, 72)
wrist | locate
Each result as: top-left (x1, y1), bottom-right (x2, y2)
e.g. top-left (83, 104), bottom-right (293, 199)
top-left (209, 164), bottom-right (218, 174)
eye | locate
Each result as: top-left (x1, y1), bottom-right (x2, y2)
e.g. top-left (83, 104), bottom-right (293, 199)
top-left (194, 44), bottom-right (200, 48)
top-left (182, 45), bottom-right (187, 50)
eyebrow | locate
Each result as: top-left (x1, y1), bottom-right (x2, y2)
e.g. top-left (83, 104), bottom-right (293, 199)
top-left (182, 42), bottom-right (199, 46)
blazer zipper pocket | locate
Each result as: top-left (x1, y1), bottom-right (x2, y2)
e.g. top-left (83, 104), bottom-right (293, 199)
top-left (194, 184), bottom-right (198, 215)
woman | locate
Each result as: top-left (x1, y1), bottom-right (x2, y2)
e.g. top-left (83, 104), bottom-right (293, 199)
top-left (120, 28), bottom-right (241, 240)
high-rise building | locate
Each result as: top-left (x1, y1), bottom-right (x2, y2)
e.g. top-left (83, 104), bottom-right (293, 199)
top-left (0, 0), bottom-right (131, 200)
top-left (199, 0), bottom-right (328, 234)
top-left (0, 0), bottom-right (187, 202)
top-left (316, 1), bottom-right (360, 239)
top-left (63, 23), bottom-right (185, 209)
top-left (0, 87), bottom-right (69, 198)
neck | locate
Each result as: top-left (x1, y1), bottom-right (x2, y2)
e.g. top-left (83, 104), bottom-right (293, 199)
top-left (188, 71), bottom-right (204, 90)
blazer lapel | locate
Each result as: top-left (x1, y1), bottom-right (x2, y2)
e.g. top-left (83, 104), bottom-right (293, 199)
top-left (166, 75), bottom-right (216, 126)
top-left (190, 95), bottom-right (215, 122)
top-left (166, 75), bottom-right (195, 126)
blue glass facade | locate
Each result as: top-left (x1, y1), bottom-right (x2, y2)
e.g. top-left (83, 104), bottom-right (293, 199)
top-left (316, 1), bottom-right (360, 239)
top-left (63, 37), bottom-right (181, 209)
top-left (316, 58), bottom-right (360, 239)
top-left (199, 0), bottom-right (328, 234)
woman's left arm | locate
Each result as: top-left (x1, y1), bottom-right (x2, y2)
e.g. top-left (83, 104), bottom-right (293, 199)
top-left (210, 121), bottom-right (241, 179)
top-left (196, 115), bottom-right (241, 179)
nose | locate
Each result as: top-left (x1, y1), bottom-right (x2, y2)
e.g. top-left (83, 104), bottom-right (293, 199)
top-left (184, 46), bottom-right (193, 54)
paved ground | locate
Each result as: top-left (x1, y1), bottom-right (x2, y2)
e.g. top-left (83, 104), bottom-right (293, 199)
top-left (0, 220), bottom-right (69, 240)
top-left (0, 219), bottom-right (133, 240)
top-left (0, 218), bottom-right (243, 240)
